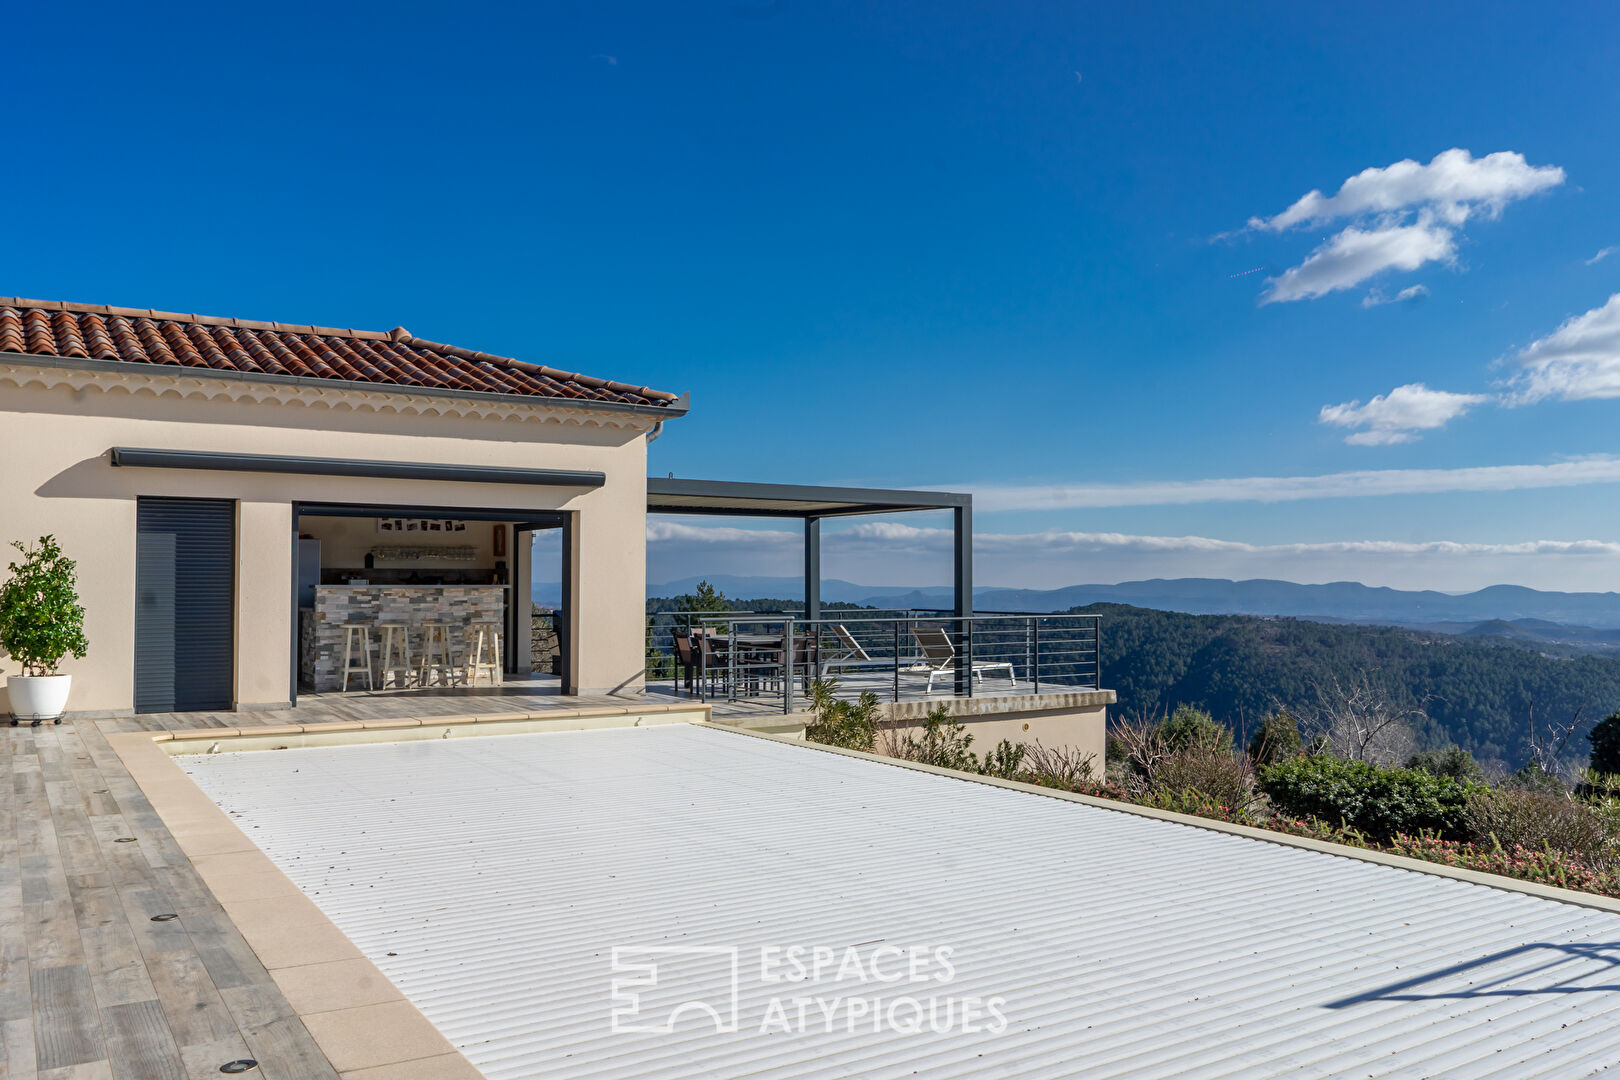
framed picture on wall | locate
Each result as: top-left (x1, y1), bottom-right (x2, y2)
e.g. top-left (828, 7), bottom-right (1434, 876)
top-left (493, 524), bottom-right (507, 558)
top-left (377, 518), bottom-right (467, 534)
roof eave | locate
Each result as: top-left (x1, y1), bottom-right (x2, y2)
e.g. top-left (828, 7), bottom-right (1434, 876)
top-left (0, 352), bottom-right (691, 421)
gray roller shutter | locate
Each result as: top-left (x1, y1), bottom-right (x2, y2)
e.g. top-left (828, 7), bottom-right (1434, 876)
top-left (135, 498), bottom-right (236, 712)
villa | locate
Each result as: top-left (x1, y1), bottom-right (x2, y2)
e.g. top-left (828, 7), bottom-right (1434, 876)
top-left (0, 296), bottom-right (1111, 750)
top-left (5, 297), bottom-right (1619, 1080)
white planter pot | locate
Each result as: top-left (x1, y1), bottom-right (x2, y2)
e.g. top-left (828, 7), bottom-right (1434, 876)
top-left (7, 674), bottom-right (71, 724)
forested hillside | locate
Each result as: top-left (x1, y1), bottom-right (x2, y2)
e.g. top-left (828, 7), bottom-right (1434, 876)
top-left (1083, 603), bottom-right (1620, 765)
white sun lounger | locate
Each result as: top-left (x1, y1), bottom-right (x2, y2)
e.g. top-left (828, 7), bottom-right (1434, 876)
top-left (909, 625), bottom-right (1017, 694)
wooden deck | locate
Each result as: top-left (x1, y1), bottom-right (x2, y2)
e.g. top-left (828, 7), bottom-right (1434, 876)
top-left (4, 713), bottom-right (347, 1080)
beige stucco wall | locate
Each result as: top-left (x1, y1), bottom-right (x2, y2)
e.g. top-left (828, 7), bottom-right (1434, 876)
top-left (0, 362), bottom-right (656, 714)
top-left (880, 697), bottom-right (1110, 770)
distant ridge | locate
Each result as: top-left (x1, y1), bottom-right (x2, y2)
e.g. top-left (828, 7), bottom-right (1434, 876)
top-left (612, 574), bottom-right (1620, 629)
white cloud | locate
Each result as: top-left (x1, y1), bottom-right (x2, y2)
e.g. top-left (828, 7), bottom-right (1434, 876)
top-left (1504, 293), bottom-right (1620, 403)
top-left (1262, 216), bottom-right (1454, 303)
top-left (973, 531), bottom-right (1620, 558)
top-left (1585, 246), bottom-right (1616, 266)
top-left (961, 455), bottom-right (1620, 510)
top-left (644, 520), bottom-right (1620, 592)
top-left (1245, 148), bottom-right (1563, 304)
top-left (1249, 149), bottom-right (1565, 232)
top-left (1318, 382), bottom-right (1488, 445)
top-left (647, 522), bottom-right (1620, 560)
top-left (1362, 284), bottom-right (1430, 308)
top-left (645, 520), bottom-right (797, 545)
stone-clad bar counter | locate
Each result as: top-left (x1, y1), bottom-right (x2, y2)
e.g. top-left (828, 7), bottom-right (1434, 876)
top-left (300, 585), bottom-right (505, 691)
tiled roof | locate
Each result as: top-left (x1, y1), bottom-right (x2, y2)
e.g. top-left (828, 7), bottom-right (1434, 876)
top-left (0, 297), bottom-right (679, 408)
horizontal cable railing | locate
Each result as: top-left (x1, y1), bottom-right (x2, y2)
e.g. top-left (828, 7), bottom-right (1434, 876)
top-left (645, 611), bottom-right (1102, 714)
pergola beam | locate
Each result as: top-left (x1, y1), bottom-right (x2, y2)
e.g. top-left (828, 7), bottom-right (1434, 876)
top-left (646, 477), bottom-right (973, 622)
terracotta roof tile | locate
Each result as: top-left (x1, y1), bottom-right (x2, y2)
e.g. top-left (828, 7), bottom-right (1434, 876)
top-left (0, 297), bottom-right (679, 408)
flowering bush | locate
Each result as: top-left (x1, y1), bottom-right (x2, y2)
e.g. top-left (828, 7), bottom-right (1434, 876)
top-left (1265, 815), bottom-right (1370, 848)
top-left (1385, 833), bottom-right (1620, 898)
top-left (1131, 788), bottom-right (1258, 824)
top-left (1023, 771), bottom-right (1127, 800)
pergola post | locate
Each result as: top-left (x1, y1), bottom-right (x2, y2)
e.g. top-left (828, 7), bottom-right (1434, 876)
top-left (804, 516), bottom-right (821, 621)
top-left (953, 503), bottom-right (972, 620)
top-left (953, 502), bottom-right (973, 695)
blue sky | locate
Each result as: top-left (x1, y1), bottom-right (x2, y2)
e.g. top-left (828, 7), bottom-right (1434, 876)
top-left (12, 2), bottom-right (1620, 592)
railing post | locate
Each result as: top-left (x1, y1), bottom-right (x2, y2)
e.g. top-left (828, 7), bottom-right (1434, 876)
top-left (1032, 618), bottom-right (1040, 695)
top-left (728, 619), bottom-right (737, 703)
top-left (697, 624), bottom-right (707, 703)
top-left (1094, 615), bottom-right (1102, 690)
top-left (782, 617), bottom-right (795, 715)
top-left (892, 619), bottom-right (900, 703)
top-left (961, 618), bottom-right (973, 698)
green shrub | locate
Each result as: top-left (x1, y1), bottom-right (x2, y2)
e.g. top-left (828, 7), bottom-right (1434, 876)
top-left (1590, 711), bottom-right (1620, 780)
top-left (1248, 710), bottom-right (1303, 765)
top-left (803, 679), bottom-right (879, 752)
top-left (1258, 755), bottom-right (1481, 842)
top-left (1406, 745), bottom-right (1485, 783)
top-left (979, 740), bottom-right (1027, 780)
top-left (1466, 787), bottom-right (1615, 870)
top-left (887, 706), bottom-right (978, 772)
top-left (1158, 704), bottom-right (1232, 753)
top-left (0, 536), bottom-right (88, 676)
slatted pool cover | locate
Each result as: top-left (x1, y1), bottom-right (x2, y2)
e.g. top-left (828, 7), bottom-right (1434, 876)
top-left (180, 724), bottom-right (1620, 1080)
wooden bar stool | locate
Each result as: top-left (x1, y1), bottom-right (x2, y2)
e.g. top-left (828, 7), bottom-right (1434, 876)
top-left (378, 624), bottom-right (414, 689)
top-left (419, 623), bottom-right (460, 687)
top-left (340, 624), bottom-right (374, 692)
top-left (466, 622), bottom-right (502, 686)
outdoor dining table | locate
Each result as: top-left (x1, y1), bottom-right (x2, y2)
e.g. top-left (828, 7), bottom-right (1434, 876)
top-left (696, 631), bottom-right (794, 698)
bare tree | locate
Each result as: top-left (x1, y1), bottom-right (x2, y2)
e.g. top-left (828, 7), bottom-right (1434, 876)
top-left (1303, 673), bottom-right (1422, 766)
top-left (1522, 700), bottom-right (1589, 787)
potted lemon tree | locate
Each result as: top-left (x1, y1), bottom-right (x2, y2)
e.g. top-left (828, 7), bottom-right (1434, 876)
top-left (0, 536), bottom-right (88, 726)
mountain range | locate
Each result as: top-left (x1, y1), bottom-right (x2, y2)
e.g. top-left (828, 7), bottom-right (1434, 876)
top-left (619, 575), bottom-right (1620, 639)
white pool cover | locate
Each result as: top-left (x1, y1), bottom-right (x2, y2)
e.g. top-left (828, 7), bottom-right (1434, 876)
top-left (180, 724), bottom-right (1620, 1079)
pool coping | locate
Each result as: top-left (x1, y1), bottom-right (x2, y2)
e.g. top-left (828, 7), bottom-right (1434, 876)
top-left (106, 701), bottom-right (713, 1080)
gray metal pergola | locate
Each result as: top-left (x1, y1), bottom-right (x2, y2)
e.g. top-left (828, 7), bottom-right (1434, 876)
top-left (645, 477), bottom-right (972, 619)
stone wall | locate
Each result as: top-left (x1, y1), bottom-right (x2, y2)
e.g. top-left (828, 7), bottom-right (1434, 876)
top-left (531, 607), bottom-right (562, 676)
top-left (303, 586), bottom-right (505, 691)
